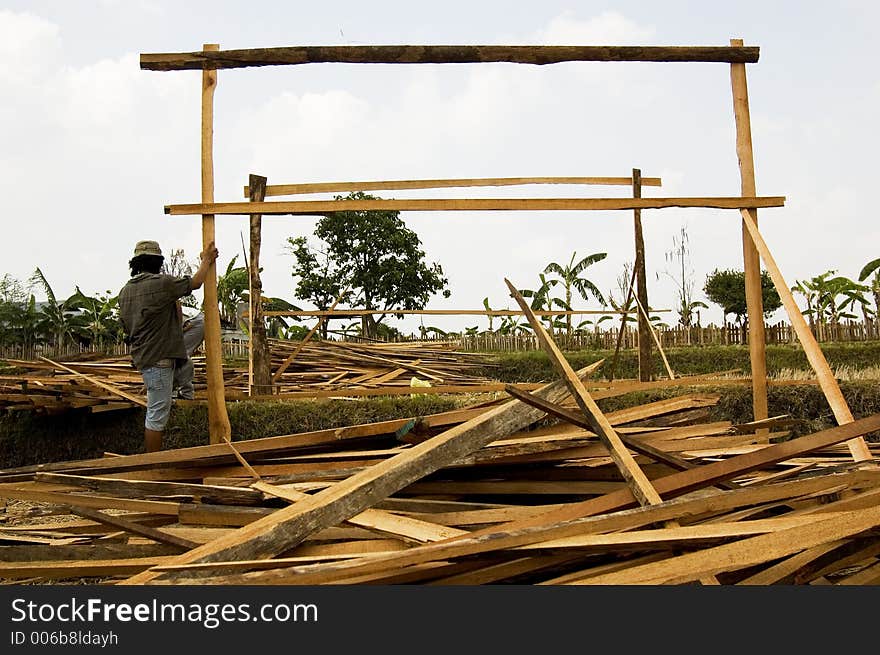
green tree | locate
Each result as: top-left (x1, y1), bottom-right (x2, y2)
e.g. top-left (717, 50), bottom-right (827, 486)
top-left (0, 275), bottom-right (29, 347)
top-left (0, 275), bottom-right (41, 349)
top-left (543, 250), bottom-right (607, 339)
top-left (290, 192), bottom-right (450, 339)
top-left (286, 236), bottom-right (348, 339)
top-left (704, 268), bottom-right (782, 325)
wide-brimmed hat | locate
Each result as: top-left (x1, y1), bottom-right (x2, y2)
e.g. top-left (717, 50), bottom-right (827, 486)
top-left (133, 240), bottom-right (163, 257)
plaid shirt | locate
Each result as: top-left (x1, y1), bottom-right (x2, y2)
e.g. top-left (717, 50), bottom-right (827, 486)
top-left (119, 273), bottom-right (193, 370)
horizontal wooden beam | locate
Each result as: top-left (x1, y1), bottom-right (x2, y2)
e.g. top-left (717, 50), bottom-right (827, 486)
top-left (141, 45), bottom-right (760, 71)
top-left (166, 196), bottom-right (785, 216)
top-left (243, 176), bottom-right (663, 198)
top-left (254, 308), bottom-right (672, 317)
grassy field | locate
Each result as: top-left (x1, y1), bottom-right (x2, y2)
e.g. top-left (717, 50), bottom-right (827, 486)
top-left (477, 342), bottom-right (880, 382)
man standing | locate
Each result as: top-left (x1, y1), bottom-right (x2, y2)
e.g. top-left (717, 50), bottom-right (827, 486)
top-left (173, 309), bottom-right (205, 400)
top-left (119, 240), bottom-right (218, 452)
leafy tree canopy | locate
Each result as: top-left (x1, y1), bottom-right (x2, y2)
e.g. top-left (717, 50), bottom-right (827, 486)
top-left (703, 268), bottom-right (782, 322)
top-left (288, 192), bottom-right (450, 338)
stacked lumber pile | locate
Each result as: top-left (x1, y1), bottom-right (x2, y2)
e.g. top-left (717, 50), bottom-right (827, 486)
top-left (2, 374), bottom-right (879, 586)
top-left (0, 357), bottom-right (144, 414)
top-left (0, 340), bottom-right (496, 413)
top-left (225, 338), bottom-right (497, 396)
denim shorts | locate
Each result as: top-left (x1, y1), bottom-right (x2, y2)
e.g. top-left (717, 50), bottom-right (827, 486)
top-left (141, 364), bottom-right (175, 431)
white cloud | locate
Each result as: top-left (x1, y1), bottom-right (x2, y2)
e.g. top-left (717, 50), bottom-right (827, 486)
top-left (0, 10), bottom-right (61, 84)
top-left (534, 10), bottom-right (655, 45)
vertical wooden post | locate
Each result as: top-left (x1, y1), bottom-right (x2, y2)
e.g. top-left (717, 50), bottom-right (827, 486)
top-left (739, 209), bottom-right (872, 462)
top-left (632, 168), bottom-right (653, 382)
top-left (248, 174), bottom-right (273, 396)
top-left (729, 37), bottom-right (768, 426)
top-left (201, 43), bottom-right (231, 445)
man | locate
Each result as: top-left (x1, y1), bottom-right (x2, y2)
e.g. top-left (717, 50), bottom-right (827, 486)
top-left (173, 309), bottom-right (204, 400)
top-left (118, 240), bottom-right (218, 453)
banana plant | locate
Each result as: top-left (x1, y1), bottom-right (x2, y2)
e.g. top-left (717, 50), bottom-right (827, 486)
top-left (29, 268), bottom-right (89, 347)
top-left (216, 255), bottom-right (250, 329)
top-left (858, 258), bottom-right (880, 322)
top-left (66, 287), bottom-right (121, 347)
top-left (482, 297), bottom-right (495, 333)
top-left (543, 251), bottom-right (607, 339)
top-left (519, 273), bottom-right (563, 334)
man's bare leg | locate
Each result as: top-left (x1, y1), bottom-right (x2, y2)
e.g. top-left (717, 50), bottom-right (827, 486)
top-left (145, 429), bottom-right (163, 453)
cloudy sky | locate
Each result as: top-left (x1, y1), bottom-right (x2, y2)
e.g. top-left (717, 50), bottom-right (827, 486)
top-left (2, 1), bottom-right (878, 335)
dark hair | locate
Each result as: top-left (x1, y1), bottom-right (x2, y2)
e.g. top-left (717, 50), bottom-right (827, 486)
top-left (129, 254), bottom-right (164, 276)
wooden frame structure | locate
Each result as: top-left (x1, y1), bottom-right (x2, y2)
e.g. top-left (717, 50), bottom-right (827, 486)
top-left (139, 40), bottom-right (870, 462)
top-left (241, 172), bottom-right (667, 386)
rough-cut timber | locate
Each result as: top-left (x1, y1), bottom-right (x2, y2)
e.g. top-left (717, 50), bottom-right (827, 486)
top-left (505, 279), bottom-right (663, 507)
top-left (244, 176), bottom-right (663, 197)
top-left (140, 45), bottom-right (761, 71)
top-left (730, 37), bottom-right (768, 428)
top-left (200, 43), bottom-right (232, 445)
top-left (165, 196), bottom-right (786, 215)
top-left (739, 208), bottom-right (872, 461)
top-left (121, 364), bottom-right (602, 584)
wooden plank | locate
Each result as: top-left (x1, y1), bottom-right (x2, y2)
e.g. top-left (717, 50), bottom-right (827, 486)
top-left (730, 37), bottom-right (768, 428)
top-left (140, 44), bottom-right (761, 71)
top-left (0, 532), bottom-right (86, 546)
top-left (522, 514), bottom-right (843, 552)
top-left (165, 196), bottom-right (787, 215)
top-left (835, 560), bottom-right (880, 585)
top-left (503, 386), bottom-right (739, 491)
top-left (572, 504), bottom-right (880, 585)
top-left (0, 557), bottom-right (172, 580)
top-left (248, 173), bottom-right (272, 395)
top-left (201, 42), bottom-right (232, 446)
top-left (735, 541), bottom-right (844, 585)
top-left (226, 382), bottom-right (545, 401)
top-left (505, 279), bottom-right (662, 506)
top-left (120, 363), bottom-right (602, 584)
top-left (178, 505), bottom-right (274, 527)
top-left (0, 488), bottom-right (181, 515)
top-left (34, 472), bottom-right (264, 505)
top-left (0, 543), bottom-right (178, 562)
top-left (260, 308), bottom-right (669, 317)
top-left (429, 554), bottom-right (581, 586)
top-left (65, 506), bottom-right (199, 550)
top-left (169, 469), bottom-right (871, 585)
top-left (738, 208), bottom-right (871, 461)
top-left (403, 480), bottom-right (625, 495)
top-left (245, 176), bottom-right (664, 197)
top-left (254, 481), bottom-right (467, 543)
top-left (37, 357), bottom-right (146, 407)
